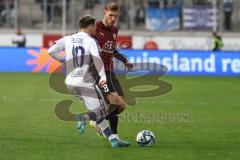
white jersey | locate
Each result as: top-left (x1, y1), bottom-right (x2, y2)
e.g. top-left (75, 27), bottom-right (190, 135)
top-left (50, 32), bottom-right (106, 87)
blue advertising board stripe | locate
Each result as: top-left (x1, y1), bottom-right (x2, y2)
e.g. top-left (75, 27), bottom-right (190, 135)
top-left (0, 48), bottom-right (239, 76)
top-left (115, 50), bottom-right (240, 76)
top-left (0, 47), bottom-right (62, 73)
top-left (0, 47), bottom-right (33, 72)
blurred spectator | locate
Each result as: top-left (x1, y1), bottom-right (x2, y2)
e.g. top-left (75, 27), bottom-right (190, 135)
top-left (0, 2), bottom-right (6, 26)
top-left (212, 32), bottom-right (224, 51)
top-left (98, 0), bottom-right (105, 5)
top-left (147, 0), bottom-right (159, 8)
top-left (223, 0), bottom-right (233, 31)
top-left (54, 0), bottom-right (70, 18)
top-left (36, 0), bottom-right (70, 26)
top-left (162, 0), bottom-right (178, 9)
top-left (0, 0), bottom-right (15, 27)
top-left (163, 0), bottom-right (168, 8)
top-left (84, 0), bottom-right (94, 9)
top-left (94, 0), bottom-right (100, 5)
top-left (36, 0), bottom-right (56, 23)
top-left (134, 4), bottom-right (145, 27)
top-left (192, 0), bottom-right (211, 5)
top-left (118, 2), bottom-right (130, 29)
top-left (12, 28), bottom-right (26, 47)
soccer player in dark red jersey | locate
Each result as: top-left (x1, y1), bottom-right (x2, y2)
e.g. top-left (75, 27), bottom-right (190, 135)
top-left (90, 0), bottom-right (133, 143)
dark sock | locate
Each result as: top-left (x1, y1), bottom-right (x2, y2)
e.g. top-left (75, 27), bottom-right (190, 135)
top-left (107, 107), bottom-right (119, 134)
top-left (109, 115), bottom-right (118, 134)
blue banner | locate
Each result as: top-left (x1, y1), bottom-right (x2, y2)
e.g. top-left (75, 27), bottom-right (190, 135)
top-left (0, 48), bottom-right (240, 76)
top-left (183, 6), bottom-right (217, 30)
top-left (146, 7), bottom-right (180, 31)
top-left (115, 50), bottom-right (240, 76)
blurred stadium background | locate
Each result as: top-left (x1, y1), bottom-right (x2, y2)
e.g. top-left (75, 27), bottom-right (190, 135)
top-left (0, 0), bottom-right (240, 50)
top-left (0, 0), bottom-right (240, 160)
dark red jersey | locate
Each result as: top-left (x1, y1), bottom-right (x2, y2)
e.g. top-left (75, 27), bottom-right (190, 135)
top-left (95, 21), bottom-right (118, 71)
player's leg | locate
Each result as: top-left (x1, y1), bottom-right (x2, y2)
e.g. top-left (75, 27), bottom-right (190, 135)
top-left (75, 84), bottom-right (130, 147)
top-left (67, 85), bottom-right (111, 120)
top-left (90, 72), bottom-right (126, 139)
top-left (67, 85), bottom-right (106, 133)
top-left (89, 72), bottom-right (122, 137)
top-left (90, 85), bottom-right (130, 147)
top-left (73, 84), bottom-right (108, 134)
top-left (88, 85), bottom-right (119, 141)
top-left (89, 72), bottom-right (129, 143)
top-left (76, 103), bottom-right (118, 134)
top-left (90, 71), bottom-right (121, 136)
top-left (108, 71), bottom-right (126, 113)
top-left (106, 72), bottom-right (126, 138)
top-left (76, 105), bottom-right (113, 134)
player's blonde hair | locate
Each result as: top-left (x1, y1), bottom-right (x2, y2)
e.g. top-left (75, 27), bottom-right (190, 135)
top-left (105, 0), bottom-right (120, 11)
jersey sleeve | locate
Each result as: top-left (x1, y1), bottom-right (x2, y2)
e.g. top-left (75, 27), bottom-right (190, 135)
top-left (48, 37), bottom-right (66, 62)
top-left (89, 40), bottom-right (106, 82)
top-left (53, 37), bottom-right (66, 50)
top-left (114, 50), bottom-right (128, 63)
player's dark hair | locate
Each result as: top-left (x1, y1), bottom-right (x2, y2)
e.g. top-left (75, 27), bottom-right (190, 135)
top-left (78, 15), bottom-right (96, 29)
top-left (105, 0), bottom-right (120, 11)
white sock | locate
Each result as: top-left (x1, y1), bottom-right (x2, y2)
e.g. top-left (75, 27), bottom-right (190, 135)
top-left (112, 134), bottom-right (120, 140)
top-left (96, 119), bottom-right (115, 141)
top-left (108, 134), bottom-right (115, 141)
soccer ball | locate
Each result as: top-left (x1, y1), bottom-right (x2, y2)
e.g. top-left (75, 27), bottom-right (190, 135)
top-left (136, 130), bottom-right (155, 146)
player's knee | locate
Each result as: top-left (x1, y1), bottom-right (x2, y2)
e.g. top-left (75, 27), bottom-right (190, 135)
top-left (118, 105), bottom-right (125, 113)
top-left (117, 99), bottom-right (126, 113)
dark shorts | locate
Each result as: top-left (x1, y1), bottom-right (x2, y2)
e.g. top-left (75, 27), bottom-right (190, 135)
top-left (105, 71), bottom-right (124, 97)
top-left (90, 65), bottom-right (124, 98)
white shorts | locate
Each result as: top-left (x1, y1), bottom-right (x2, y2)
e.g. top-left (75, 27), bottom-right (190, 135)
top-left (67, 83), bottom-right (108, 111)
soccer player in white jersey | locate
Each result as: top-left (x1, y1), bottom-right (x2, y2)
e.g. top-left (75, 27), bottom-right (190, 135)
top-left (48, 15), bottom-right (130, 147)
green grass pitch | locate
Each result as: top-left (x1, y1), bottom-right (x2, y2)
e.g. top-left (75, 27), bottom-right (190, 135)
top-left (0, 73), bottom-right (239, 160)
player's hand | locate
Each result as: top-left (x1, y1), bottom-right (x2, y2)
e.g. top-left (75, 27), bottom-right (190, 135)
top-left (98, 80), bottom-right (106, 89)
top-left (99, 80), bottom-right (110, 94)
top-left (124, 62), bottom-right (133, 71)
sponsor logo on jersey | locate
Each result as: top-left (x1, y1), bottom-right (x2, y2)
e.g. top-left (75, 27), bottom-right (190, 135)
top-left (113, 34), bottom-right (117, 40)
